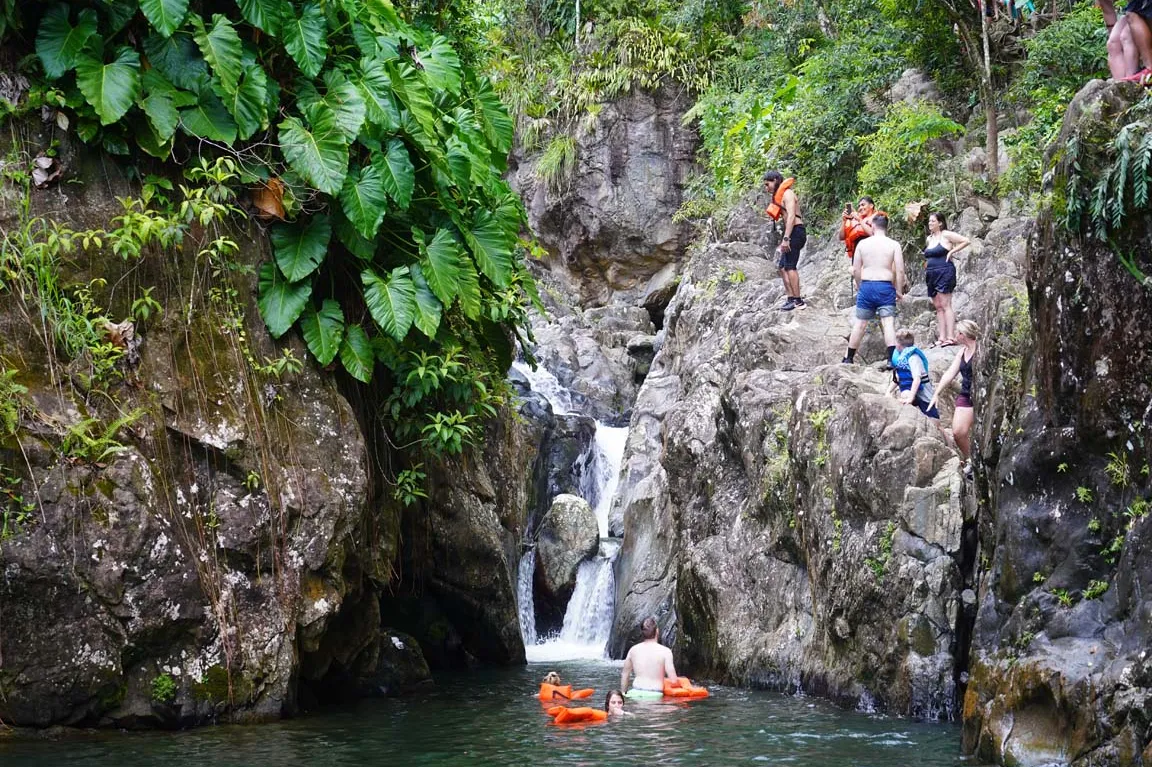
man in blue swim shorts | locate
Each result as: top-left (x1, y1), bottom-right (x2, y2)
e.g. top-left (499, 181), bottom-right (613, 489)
top-left (842, 213), bottom-right (905, 365)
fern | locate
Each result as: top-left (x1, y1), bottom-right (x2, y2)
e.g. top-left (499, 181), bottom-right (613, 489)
top-left (535, 134), bottom-right (578, 193)
top-left (60, 409), bottom-right (145, 462)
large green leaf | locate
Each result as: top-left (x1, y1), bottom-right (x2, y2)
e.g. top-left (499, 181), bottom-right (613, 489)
top-left (475, 76), bottom-right (514, 156)
top-left (417, 35), bottom-right (461, 95)
top-left (339, 165), bottom-right (388, 240)
top-left (392, 63), bottom-right (439, 149)
top-left (36, 5), bottom-right (98, 79)
top-left (363, 267), bottom-right (416, 341)
top-left (192, 13), bottom-right (243, 96)
top-left (179, 77), bottom-right (237, 142)
top-left (339, 324), bottom-right (374, 383)
top-left (282, 2), bottom-right (328, 78)
top-left (271, 213), bottom-right (331, 282)
top-left (257, 262), bottom-right (312, 339)
top-left (455, 255), bottom-right (482, 320)
top-left (356, 64), bottom-right (400, 132)
top-left (75, 48), bottom-right (142, 126)
top-left (217, 52), bottom-right (269, 140)
top-left (278, 104), bottom-right (349, 195)
top-left (421, 227), bottom-right (462, 306)
top-left (409, 264), bottom-right (442, 339)
top-left (141, 69), bottom-right (195, 141)
top-left (375, 138), bottom-right (414, 209)
top-left (333, 209), bottom-right (376, 260)
top-left (300, 299), bottom-right (345, 366)
top-left (238, 0), bottom-right (284, 36)
top-left (140, 0), bottom-right (188, 37)
top-left (445, 137), bottom-right (472, 188)
top-left (465, 209), bottom-right (513, 287)
top-left (98, 0), bottom-right (137, 36)
top-left (322, 69), bottom-right (366, 141)
top-left (143, 32), bottom-right (208, 91)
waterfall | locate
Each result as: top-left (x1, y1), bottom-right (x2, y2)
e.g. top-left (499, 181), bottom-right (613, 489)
top-left (516, 549), bottom-right (537, 648)
top-left (512, 358), bottom-right (626, 662)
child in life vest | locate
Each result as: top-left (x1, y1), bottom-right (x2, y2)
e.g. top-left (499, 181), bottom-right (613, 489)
top-left (888, 328), bottom-right (939, 419)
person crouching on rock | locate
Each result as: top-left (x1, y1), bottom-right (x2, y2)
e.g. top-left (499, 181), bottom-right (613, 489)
top-left (926, 319), bottom-right (981, 478)
top-left (842, 212), bottom-right (906, 366)
top-left (888, 328), bottom-right (939, 420)
top-left (763, 170), bottom-right (807, 312)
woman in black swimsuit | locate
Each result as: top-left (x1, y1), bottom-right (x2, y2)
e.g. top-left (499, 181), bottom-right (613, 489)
top-left (924, 213), bottom-right (970, 347)
top-left (927, 320), bottom-right (980, 476)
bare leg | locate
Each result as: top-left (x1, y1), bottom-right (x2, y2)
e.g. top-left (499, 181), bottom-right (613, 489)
top-left (933, 294), bottom-right (947, 342)
top-left (880, 316), bottom-right (897, 348)
top-left (942, 293), bottom-right (956, 342)
top-left (778, 268), bottom-right (789, 298)
top-left (1108, 18), bottom-right (1137, 79)
top-left (953, 406), bottom-right (974, 460)
top-left (1129, 12), bottom-right (1152, 71)
top-left (785, 269), bottom-right (801, 299)
top-left (847, 319), bottom-right (868, 350)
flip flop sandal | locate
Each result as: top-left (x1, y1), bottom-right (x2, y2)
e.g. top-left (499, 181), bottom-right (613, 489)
top-left (1121, 67), bottom-right (1152, 83)
top-left (928, 341), bottom-right (945, 349)
top-left (941, 340), bottom-right (958, 347)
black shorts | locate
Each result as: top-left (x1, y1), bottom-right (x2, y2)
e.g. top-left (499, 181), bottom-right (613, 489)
top-left (925, 260), bottom-right (957, 297)
top-left (777, 224), bottom-right (806, 271)
top-left (1127, 0), bottom-right (1152, 18)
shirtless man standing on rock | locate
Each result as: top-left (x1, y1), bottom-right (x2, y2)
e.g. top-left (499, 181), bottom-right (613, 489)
top-left (620, 617), bottom-right (677, 699)
top-left (842, 212), bottom-right (906, 366)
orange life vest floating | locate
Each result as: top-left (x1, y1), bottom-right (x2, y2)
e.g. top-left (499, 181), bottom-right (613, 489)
top-left (764, 178), bottom-right (796, 221)
top-left (663, 676), bottom-right (710, 698)
top-left (538, 683), bottom-right (594, 702)
top-left (547, 705), bottom-right (609, 724)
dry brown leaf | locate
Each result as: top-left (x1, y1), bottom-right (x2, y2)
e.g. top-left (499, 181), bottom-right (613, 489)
top-left (102, 319), bottom-right (135, 348)
top-left (252, 178), bottom-right (287, 221)
top-left (904, 200), bottom-right (927, 223)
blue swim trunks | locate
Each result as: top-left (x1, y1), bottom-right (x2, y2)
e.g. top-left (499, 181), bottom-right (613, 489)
top-left (856, 280), bottom-right (898, 320)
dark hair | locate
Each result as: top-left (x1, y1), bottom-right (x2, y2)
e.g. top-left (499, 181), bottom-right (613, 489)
top-left (858, 195), bottom-right (875, 207)
top-left (763, 170), bottom-right (784, 186)
top-left (929, 211), bottom-right (946, 228)
top-left (605, 689), bottom-right (624, 712)
top-left (641, 616), bottom-right (658, 639)
top-left (872, 212), bottom-right (889, 230)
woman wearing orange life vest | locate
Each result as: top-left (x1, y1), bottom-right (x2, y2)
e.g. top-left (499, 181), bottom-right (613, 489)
top-left (763, 170), bottom-right (807, 312)
top-left (839, 196), bottom-right (876, 262)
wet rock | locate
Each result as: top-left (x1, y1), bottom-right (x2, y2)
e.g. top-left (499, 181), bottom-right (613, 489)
top-left (535, 494), bottom-right (599, 625)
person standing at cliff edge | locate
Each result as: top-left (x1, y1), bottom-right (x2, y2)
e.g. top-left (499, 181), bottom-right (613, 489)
top-left (763, 170), bottom-right (807, 311)
top-left (620, 617), bottom-right (678, 699)
top-left (842, 212), bottom-right (905, 366)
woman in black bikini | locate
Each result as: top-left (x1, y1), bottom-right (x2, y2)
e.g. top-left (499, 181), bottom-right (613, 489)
top-left (924, 213), bottom-right (970, 347)
top-left (927, 320), bottom-right (980, 476)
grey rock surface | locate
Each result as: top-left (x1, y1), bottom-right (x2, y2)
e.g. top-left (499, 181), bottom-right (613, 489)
top-left (534, 494), bottom-right (600, 619)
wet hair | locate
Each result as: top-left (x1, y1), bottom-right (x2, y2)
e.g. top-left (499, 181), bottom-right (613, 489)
top-left (929, 211), bottom-right (946, 228)
top-left (605, 689), bottom-right (625, 712)
top-left (543, 671), bottom-right (561, 686)
top-left (858, 196), bottom-right (875, 207)
top-left (641, 617), bottom-right (658, 640)
top-left (896, 328), bottom-right (915, 346)
top-left (872, 212), bottom-right (889, 230)
top-left (763, 170), bottom-right (784, 186)
top-left (956, 320), bottom-right (982, 340)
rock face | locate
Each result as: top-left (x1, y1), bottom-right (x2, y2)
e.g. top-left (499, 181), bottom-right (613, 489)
top-left (609, 182), bottom-right (1029, 719)
top-left (511, 87), bottom-right (699, 307)
top-left (534, 494), bottom-right (600, 630)
top-left (962, 80), bottom-right (1152, 767)
top-left (0, 120), bottom-right (534, 727)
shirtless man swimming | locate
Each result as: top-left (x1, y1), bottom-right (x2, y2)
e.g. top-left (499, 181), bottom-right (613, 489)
top-left (620, 617), bottom-right (677, 699)
top-left (842, 212), bottom-right (906, 366)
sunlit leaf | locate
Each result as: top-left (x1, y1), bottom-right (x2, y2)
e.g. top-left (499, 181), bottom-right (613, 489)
top-left (271, 213), bottom-right (331, 282)
top-left (257, 262), bottom-right (312, 338)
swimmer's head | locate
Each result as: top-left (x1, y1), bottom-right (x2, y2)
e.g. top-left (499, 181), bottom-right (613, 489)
top-left (641, 616), bottom-right (658, 640)
top-left (606, 689), bottom-right (625, 715)
top-left (543, 671), bottom-right (561, 686)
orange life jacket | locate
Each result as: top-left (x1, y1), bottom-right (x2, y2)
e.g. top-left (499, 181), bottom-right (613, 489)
top-left (662, 676), bottom-right (710, 698)
top-left (764, 178), bottom-right (796, 221)
top-left (843, 217), bottom-right (871, 261)
top-left (538, 683), bottom-right (594, 701)
top-left (547, 705), bottom-right (609, 724)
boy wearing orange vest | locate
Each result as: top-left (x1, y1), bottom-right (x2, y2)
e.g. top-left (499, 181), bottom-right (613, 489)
top-left (763, 170), bottom-right (807, 311)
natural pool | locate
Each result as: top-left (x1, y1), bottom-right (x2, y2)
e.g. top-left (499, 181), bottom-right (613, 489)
top-left (1, 660), bottom-right (980, 766)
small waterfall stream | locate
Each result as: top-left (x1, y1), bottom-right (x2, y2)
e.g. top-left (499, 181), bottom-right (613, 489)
top-left (511, 360), bottom-right (625, 661)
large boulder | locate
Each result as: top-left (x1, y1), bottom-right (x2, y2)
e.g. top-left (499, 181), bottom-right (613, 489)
top-left (510, 87), bottom-right (698, 307)
top-left (962, 79), bottom-right (1152, 766)
top-left (534, 494), bottom-right (600, 631)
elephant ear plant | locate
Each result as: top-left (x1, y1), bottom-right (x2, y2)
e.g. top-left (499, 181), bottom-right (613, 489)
top-left (28, 0), bottom-right (540, 457)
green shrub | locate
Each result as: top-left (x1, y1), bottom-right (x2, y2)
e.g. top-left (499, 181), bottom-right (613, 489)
top-left (857, 101), bottom-right (963, 214)
top-left (151, 673), bottom-right (177, 704)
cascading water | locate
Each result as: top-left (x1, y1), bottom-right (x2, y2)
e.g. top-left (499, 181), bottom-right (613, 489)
top-left (511, 359), bottom-right (626, 661)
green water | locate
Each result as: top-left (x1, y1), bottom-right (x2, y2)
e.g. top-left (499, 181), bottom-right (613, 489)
top-left (1, 661), bottom-right (977, 766)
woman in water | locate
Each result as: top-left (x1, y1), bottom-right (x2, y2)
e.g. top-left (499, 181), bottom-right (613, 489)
top-left (927, 320), bottom-right (981, 476)
top-left (923, 212), bottom-right (970, 347)
top-left (605, 690), bottom-right (627, 717)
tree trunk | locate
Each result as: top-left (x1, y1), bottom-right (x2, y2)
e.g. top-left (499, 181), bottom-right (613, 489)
top-left (979, 0), bottom-right (999, 180)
